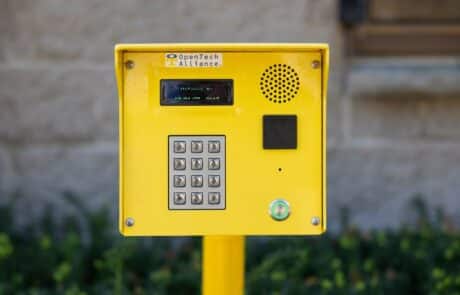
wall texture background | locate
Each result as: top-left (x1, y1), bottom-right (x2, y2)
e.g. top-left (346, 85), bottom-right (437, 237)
top-left (1, 0), bottom-right (459, 230)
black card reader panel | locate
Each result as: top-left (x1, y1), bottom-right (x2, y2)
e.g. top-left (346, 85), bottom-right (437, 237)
top-left (263, 115), bottom-right (297, 149)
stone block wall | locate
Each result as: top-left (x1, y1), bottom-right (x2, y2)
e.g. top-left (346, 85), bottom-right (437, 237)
top-left (1, 0), bottom-right (459, 230)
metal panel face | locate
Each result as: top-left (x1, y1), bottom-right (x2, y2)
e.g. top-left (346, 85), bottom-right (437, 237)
top-left (115, 43), bottom-right (329, 236)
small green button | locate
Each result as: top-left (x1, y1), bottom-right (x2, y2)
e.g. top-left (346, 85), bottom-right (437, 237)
top-left (269, 199), bottom-right (290, 221)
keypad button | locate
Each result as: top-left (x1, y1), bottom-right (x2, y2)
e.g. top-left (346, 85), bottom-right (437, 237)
top-left (208, 141), bottom-right (220, 153)
top-left (208, 175), bottom-right (220, 187)
top-left (191, 192), bottom-right (203, 204)
top-left (173, 175), bottom-right (186, 187)
top-left (208, 158), bottom-right (220, 170)
top-left (191, 141), bottom-right (203, 153)
top-left (191, 158), bottom-right (203, 170)
top-left (173, 158), bottom-right (186, 170)
top-left (174, 192), bottom-right (186, 204)
top-left (174, 141), bottom-right (186, 153)
top-left (208, 192), bottom-right (221, 204)
top-left (191, 175), bottom-right (203, 187)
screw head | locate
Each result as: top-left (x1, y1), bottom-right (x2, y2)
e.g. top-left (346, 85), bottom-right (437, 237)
top-left (125, 217), bottom-right (135, 227)
top-left (311, 216), bottom-right (321, 226)
top-left (311, 60), bottom-right (321, 69)
top-left (269, 199), bottom-right (291, 221)
top-left (125, 60), bottom-right (135, 69)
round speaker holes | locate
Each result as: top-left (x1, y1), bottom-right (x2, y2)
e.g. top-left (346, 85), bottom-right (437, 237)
top-left (259, 64), bottom-right (300, 104)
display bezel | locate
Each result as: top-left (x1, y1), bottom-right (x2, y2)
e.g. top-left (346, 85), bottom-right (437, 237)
top-left (160, 79), bottom-right (234, 106)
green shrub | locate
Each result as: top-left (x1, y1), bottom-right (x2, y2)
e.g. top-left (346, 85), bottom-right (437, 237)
top-left (0, 194), bottom-right (459, 294)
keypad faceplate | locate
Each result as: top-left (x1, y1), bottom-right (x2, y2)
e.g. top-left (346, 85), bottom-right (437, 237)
top-left (169, 136), bottom-right (226, 210)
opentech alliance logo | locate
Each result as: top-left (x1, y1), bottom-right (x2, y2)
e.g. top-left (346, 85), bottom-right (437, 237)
top-left (165, 53), bottom-right (222, 68)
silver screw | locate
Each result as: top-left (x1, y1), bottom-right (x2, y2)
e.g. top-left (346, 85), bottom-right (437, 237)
top-left (125, 217), bottom-right (135, 227)
top-left (311, 60), bottom-right (321, 69)
top-left (311, 216), bottom-right (320, 226)
top-left (125, 60), bottom-right (135, 69)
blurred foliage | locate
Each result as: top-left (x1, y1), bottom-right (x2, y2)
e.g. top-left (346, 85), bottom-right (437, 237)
top-left (0, 193), bottom-right (459, 294)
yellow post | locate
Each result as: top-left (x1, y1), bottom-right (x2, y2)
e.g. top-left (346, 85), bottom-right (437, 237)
top-left (202, 236), bottom-right (245, 295)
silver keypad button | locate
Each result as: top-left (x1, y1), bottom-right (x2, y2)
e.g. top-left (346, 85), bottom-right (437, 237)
top-left (174, 175), bottom-right (186, 187)
top-left (191, 175), bottom-right (203, 187)
top-left (208, 141), bottom-right (220, 153)
top-left (208, 158), bottom-right (220, 170)
top-left (191, 158), bottom-right (203, 170)
top-left (173, 158), bottom-right (186, 170)
top-left (174, 141), bottom-right (186, 153)
top-left (191, 141), bottom-right (203, 153)
top-left (191, 192), bottom-right (203, 204)
top-left (174, 192), bottom-right (186, 204)
top-left (208, 192), bottom-right (221, 204)
top-left (208, 175), bottom-right (220, 187)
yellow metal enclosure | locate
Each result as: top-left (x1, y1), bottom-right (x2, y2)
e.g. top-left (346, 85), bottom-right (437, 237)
top-left (115, 43), bottom-right (329, 236)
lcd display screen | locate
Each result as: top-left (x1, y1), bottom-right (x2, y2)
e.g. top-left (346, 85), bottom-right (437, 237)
top-left (161, 79), bottom-right (233, 105)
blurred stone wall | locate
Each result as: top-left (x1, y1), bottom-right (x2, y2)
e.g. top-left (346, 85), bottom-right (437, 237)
top-left (1, 0), bottom-right (459, 230)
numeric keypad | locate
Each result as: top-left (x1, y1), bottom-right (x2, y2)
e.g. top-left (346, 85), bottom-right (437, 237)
top-left (169, 136), bottom-right (225, 210)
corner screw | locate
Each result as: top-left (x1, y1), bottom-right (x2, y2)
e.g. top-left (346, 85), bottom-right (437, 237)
top-left (311, 216), bottom-right (320, 226)
top-left (311, 60), bottom-right (321, 69)
top-left (125, 217), bottom-right (135, 227)
top-left (125, 60), bottom-right (135, 69)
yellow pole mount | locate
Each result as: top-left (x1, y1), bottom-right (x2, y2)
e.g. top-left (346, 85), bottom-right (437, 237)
top-left (202, 236), bottom-right (245, 295)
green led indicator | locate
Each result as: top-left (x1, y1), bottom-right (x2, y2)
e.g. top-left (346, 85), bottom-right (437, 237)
top-left (269, 199), bottom-right (291, 221)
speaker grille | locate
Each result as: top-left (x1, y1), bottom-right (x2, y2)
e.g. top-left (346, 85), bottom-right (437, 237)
top-left (260, 64), bottom-right (300, 104)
